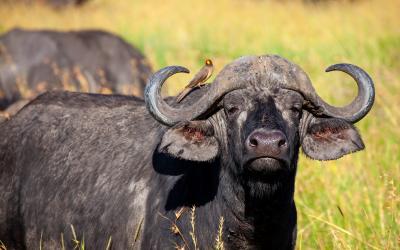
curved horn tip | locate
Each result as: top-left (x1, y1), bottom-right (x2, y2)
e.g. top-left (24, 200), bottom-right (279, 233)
top-left (325, 63), bottom-right (351, 72)
top-left (321, 62), bottom-right (375, 123)
top-left (151, 65), bottom-right (190, 76)
top-left (170, 66), bottom-right (190, 74)
top-left (144, 65), bottom-right (192, 127)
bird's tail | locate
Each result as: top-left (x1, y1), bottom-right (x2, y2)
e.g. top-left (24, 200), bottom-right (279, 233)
top-left (176, 88), bottom-right (192, 103)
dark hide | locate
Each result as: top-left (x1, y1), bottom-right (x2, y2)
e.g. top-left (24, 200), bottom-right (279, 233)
top-left (0, 28), bottom-right (153, 111)
top-left (0, 56), bottom-right (367, 249)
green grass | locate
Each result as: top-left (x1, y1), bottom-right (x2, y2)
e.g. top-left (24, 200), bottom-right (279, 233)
top-left (0, 0), bottom-right (399, 249)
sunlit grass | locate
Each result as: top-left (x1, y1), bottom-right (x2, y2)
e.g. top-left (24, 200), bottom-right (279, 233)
top-left (0, 0), bottom-right (398, 249)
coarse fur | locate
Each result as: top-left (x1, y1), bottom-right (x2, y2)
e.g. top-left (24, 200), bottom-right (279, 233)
top-left (0, 55), bottom-right (367, 249)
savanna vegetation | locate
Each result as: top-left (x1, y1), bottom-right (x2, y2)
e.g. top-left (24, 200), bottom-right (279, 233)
top-left (0, 0), bottom-right (398, 249)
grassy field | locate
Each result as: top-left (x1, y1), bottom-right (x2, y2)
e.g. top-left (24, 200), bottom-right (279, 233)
top-left (1, 0), bottom-right (399, 249)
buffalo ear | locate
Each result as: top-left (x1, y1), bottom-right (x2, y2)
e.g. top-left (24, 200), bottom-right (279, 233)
top-left (301, 115), bottom-right (364, 160)
top-left (159, 121), bottom-right (219, 162)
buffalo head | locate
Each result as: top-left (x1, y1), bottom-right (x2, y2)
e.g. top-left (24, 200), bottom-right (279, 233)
top-left (145, 55), bottom-right (374, 197)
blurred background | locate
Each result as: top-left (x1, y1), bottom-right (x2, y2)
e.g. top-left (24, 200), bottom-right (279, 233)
top-left (0, 0), bottom-right (398, 249)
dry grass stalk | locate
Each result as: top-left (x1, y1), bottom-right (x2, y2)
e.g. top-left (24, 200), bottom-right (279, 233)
top-left (60, 233), bottom-right (65, 250)
top-left (214, 216), bottom-right (225, 250)
top-left (105, 236), bottom-right (112, 250)
top-left (158, 211), bottom-right (189, 249)
top-left (0, 240), bottom-right (7, 250)
top-left (307, 214), bottom-right (381, 250)
top-left (175, 207), bottom-right (186, 220)
top-left (133, 217), bottom-right (144, 243)
top-left (173, 243), bottom-right (185, 250)
top-left (39, 231), bottom-right (43, 250)
top-left (189, 206), bottom-right (198, 250)
top-left (70, 224), bottom-right (85, 250)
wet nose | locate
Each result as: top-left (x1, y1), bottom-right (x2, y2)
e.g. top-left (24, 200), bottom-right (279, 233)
top-left (245, 129), bottom-right (288, 158)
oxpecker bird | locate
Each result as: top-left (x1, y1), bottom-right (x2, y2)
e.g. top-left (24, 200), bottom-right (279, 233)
top-left (176, 59), bottom-right (214, 103)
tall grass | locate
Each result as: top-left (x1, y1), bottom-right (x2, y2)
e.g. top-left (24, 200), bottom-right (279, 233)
top-left (0, 0), bottom-right (398, 249)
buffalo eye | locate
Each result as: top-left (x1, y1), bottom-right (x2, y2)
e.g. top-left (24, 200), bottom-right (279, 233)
top-left (289, 104), bottom-right (302, 117)
top-left (225, 106), bottom-right (240, 116)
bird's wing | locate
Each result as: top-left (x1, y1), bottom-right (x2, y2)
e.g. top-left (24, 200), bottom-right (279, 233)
top-left (186, 66), bottom-right (209, 88)
top-left (176, 87), bottom-right (192, 103)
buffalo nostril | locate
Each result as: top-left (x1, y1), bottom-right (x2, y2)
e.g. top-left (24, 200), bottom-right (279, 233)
top-left (249, 138), bottom-right (258, 147)
top-left (278, 138), bottom-right (287, 148)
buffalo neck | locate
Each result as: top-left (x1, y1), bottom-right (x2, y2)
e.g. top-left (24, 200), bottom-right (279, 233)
top-left (216, 154), bottom-right (297, 249)
top-left (212, 113), bottom-right (297, 249)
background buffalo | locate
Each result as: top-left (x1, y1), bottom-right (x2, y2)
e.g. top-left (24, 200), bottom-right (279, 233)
top-left (3, 0), bottom-right (90, 7)
top-left (0, 28), bottom-right (153, 113)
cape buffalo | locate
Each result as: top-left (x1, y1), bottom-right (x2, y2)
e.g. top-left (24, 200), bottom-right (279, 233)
top-left (0, 55), bottom-right (374, 249)
top-left (0, 28), bottom-right (152, 112)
